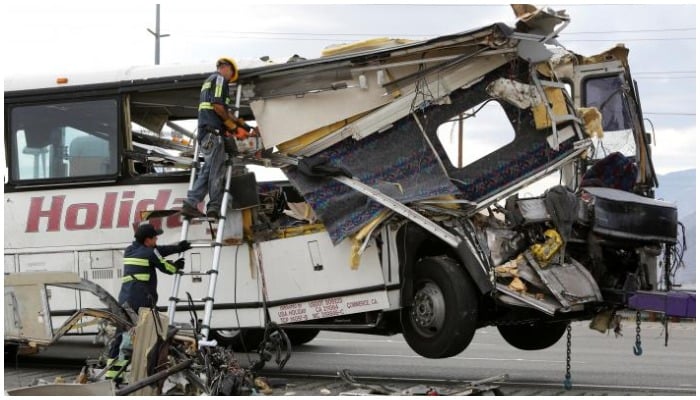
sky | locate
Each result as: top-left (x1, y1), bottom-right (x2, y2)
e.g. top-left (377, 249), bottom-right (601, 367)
top-left (2, 2), bottom-right (696, 176)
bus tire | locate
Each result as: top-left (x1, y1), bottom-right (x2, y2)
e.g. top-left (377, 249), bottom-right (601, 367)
top-left (209, 329), bottom-right (242, 347)
top-left (497, 320), bottom-right (568, 350)
top-left (285, 329), bottom-right (320, 346)
top-left (400, 256), bottom-right (479, 358)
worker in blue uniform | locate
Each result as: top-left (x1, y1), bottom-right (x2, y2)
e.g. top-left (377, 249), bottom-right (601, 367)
top-left (118, 223), bottom-right (191, 310)
top-left (180, 56), bottom-right (257, 220)
top-left (107, 222), bottom-right (191, 369)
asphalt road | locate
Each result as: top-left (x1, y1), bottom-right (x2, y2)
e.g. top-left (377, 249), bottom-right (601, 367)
top-left (6, 320), bottom-right (695, 394)
top-left (253, 320), bottom-right (695, 392)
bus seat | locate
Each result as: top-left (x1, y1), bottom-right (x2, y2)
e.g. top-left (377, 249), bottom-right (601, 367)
top-left (69, 136), bottom-right (110, 176)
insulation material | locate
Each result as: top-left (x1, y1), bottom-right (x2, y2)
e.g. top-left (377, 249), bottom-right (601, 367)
top-left (508, 277), bottom-right (527, 293)
top-left (277, 114), bottom-right (365, 155)
top-left (577, 107), bottom-right (604, 138)
top-left (529, 229), bottom-right (563, 267)
top-left (494, 258), bottom-right (520, 277)
top-left (486, 78), bottom-right (541, 109)
top-left (284, 202), bottom-right (318, 223)
top-left (322, 37), bottom-right (415, 57)
top-left (531, 87), bottom-right (568, 129)
top-left (349, 209), bottom-right (391, 269)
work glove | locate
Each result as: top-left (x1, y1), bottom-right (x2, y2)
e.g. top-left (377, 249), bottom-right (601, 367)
top-left (178, 240), bottom-right (192, 252)
top-left (173, 257), bottom-right (185, 271)
top-left (234, 126), bottom-right (249, 140)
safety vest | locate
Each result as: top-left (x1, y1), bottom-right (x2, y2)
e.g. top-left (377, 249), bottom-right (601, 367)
top-left (118, 241), bottom-right (180, 310)
top-left (105, 358), bottom-right (129, 381)
top-left (197, 72), bottom-right (232, 140)
top-left (121, 243), bottom-right (178, 285)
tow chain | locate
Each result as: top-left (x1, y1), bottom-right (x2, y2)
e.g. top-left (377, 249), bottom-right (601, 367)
top-left (563, 323), bottom-right (572, 390)
top-left (633, 311), bottom-right (643, 356)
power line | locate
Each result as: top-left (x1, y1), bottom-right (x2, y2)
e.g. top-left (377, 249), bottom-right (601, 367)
top-left (635, 77), bottom-right (695, 80)
top-left (183, 27), bottom-right (696, 38)
top-left (562, 27), bottom-right (695, 35)
top-left (189, 33), bottom-right (696, 43)
top-left (179, 28), bottom-right (696, 41)
top-left (564, 37), bottom-right (695, 42)
top-left (634, 71), bottom-right (695, 75)
top-left (645, 112), bottom-right (695, 116)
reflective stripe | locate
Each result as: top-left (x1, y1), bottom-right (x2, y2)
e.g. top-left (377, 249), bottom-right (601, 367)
top-left (154, 248), bottom-right (177, 273)
top-left (214, 75), bottom-right (224, 98)
top-left (199, 102), bottom-right (214, 111)
top-left (201, 81), bottom-right (212, 91)
top-left (105, 358), bottom-right (129, 379)
top-left (162, 260), bottom-right (177, 274)
top-left (123, 257), bottom-right (149, 266)
top-left (122, 273), bottom-right (150, 282)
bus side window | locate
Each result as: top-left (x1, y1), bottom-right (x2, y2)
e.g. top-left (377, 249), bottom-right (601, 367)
top-left (9, 99), bottom-right (119, 182)
top-left (68, 134), bottom-right (111, 176)
top-left (14, 129), bottom-right (54, 180)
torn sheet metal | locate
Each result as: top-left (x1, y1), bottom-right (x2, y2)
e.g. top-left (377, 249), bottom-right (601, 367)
top-left (524, 251), bottom-right (603, 310)
top-left (246, 23), bottom-right (516, 150)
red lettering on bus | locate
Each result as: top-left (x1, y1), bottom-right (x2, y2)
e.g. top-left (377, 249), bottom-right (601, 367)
top-left (24, 190), bottom-right (183, 233)
top-left (65, 203), bottom-right (98, 230)
top-left (26, 196), bottom-right (64, 232)
top-left (117, 191), bottom-right (135, 228)
top-left (100, 192), bottom-right (118, 228)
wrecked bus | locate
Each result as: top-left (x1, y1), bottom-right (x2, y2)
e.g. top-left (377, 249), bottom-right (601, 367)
top-left (4, 5), bottom-right (686, 359)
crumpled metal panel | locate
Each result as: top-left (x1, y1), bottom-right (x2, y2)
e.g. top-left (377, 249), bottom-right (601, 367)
top-left (524, 251), bottom-right (603, 309)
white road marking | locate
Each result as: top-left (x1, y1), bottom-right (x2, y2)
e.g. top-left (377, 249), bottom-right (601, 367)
top-left (297, 351), bottom-right (584, 364)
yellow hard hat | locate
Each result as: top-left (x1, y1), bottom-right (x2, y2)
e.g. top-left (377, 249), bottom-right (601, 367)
top-left (216, 57), bottom-right (239, 82)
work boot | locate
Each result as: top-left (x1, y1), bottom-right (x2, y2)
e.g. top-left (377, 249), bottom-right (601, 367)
top-left (206, 209), bottom-right (220, 220)
top-left (180, 202), bottom-right (205, 219)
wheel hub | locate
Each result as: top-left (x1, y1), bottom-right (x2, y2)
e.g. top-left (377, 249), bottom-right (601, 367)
top-left (410, 282), bottom-right (446, 336)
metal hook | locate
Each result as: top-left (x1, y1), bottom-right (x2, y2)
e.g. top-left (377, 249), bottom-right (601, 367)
top-left (563, 378), bottom-right (572, 390)
top-left (633, 343), bottom-right (643, 356)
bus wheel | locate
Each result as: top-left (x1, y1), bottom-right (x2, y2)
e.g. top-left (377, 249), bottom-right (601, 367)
top-left (209, 329), bottom-right (242, 347)
top-left (497, 321), bottom-right (568, 350)
top-left (285, 329), bottom-right (320, 346)
top-left (400, 256), bottom-right (479, 358)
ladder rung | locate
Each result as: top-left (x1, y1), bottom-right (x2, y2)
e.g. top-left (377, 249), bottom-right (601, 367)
top-left (179, 269), bottom-right (218, 276)
top-left (186, 216), bottom-right (218, 222)
top-left (189, 242), bottom-right (215, 249)
top-left (169, 296), bottom-right (214, 303)
top-left (186, 242), bottom-right (223, 249)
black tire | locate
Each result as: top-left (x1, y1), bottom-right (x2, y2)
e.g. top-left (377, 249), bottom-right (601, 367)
top-left (5, 343), bottom-right (19, 361)
top-left (400, 256), bottom-right (479, 358)
top-left (285, 329), bottom-right (320, 346)
top-left (236, 329), bottom-right (266, 351)
top-left (209, 329), bottom-right (264, 351)
top-left (497, 321), bottom-right (568, 350)
top-left (209, 329), bottom-right (242, 346)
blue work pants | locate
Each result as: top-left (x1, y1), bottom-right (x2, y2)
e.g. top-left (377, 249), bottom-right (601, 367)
top-left (186, 132), bottom-right (226, 212)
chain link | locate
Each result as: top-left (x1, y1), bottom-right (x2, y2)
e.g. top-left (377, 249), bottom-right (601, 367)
top-left (633, 311), bottom-right (643, 356)
top-left (563, 323), bottom-right (572, 390)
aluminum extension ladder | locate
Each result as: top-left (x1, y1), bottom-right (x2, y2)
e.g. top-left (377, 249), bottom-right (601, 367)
top-left (166, 84), bottom-right (243, 348)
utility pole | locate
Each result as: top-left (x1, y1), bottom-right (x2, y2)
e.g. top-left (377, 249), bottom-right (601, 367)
top-left (147, 4), bottom-right (170, 65)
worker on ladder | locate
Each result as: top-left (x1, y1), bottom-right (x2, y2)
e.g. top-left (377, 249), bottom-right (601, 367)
top-left (180, 56), bottom-right (257, 220)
